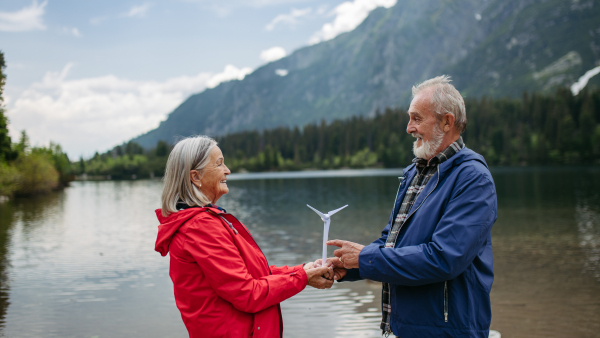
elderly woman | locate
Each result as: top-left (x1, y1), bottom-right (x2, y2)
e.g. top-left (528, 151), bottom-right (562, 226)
top-left (154, 136), bottom-right (333, 338)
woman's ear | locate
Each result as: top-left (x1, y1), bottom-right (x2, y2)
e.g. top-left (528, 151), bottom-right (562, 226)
top-left (190, 170), bottom-right (202, 188)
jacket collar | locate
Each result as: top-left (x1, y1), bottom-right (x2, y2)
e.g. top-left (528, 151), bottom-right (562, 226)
top-left (402, 146), bottom-right (489, 180)
top-left (176, 202), bottom-right (227, 214)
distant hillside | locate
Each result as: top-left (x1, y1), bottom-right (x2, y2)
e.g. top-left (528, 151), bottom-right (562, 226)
top-left (133, 0), bottom-right (600, 148)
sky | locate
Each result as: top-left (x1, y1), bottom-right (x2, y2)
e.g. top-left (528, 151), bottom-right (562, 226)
top-left (0, 0), bottom-right (396, 158)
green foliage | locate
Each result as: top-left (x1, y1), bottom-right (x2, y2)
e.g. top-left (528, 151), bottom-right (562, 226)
top-left (0, 162), bottom-right (20, 196)
top-left (83, 140), bottom-right (171, 179)
top-left (0, 51), bottom-right (15, 163)
top-left (31, 142), bottom-right (73, 186)
top-left (0, 131), bottom-right (73, 197)
top-left (12, 152), bottom-right (59, 196)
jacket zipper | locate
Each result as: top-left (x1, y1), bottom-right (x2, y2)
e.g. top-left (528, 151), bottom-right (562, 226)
top-left (217, 214), bottom-right (238, 234)
top-left (444, 281), bottom-right (449, 322)
top-left (383, 168), bottom-right (441, 336)
top-left (399, 167), bottom-right (446, 323)
top-left (220, 213), bottom-right (283, 337)
top-left (222, 213), bottom-right (272, 273)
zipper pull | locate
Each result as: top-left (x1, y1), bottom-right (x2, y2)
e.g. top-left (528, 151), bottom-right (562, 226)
top-left (218, 215), bottom-right (238, 234)
top-left (444, 281), bottom-right (449, 322)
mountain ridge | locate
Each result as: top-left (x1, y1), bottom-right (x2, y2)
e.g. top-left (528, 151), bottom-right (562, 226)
top-left (133, 0), bottom-right (600, 148)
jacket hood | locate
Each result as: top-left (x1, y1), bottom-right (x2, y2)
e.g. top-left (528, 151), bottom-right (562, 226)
top-left (154, 206), bottom-right (224, 256)
top-left (444, 147), bottom-right (488, 169)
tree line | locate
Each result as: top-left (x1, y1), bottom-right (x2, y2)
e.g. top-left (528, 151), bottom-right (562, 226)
top-left (79, 85), bottom-right (600, 179)
top-left (0, 51), bottom-right (73, 197)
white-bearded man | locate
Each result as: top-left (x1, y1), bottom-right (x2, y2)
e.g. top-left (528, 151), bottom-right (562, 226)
top-left (322, 76), bottom-right (498, 338)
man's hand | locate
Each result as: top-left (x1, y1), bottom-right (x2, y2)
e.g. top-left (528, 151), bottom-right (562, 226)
top-left (314, 257), bottom-right (347, 281)
top-left (326, 240), bottom-right (365, 269)
top-left (305, 265), bottom-right (334, 289)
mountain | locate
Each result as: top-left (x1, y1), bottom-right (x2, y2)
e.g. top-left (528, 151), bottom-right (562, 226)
top-left (133, 0), bottom-right (600, 148)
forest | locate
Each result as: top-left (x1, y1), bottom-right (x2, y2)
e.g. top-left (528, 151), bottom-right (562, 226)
top-left (80, 86), bottom-right (600, 179)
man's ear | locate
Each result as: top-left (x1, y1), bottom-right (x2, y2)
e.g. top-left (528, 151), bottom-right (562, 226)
top-left (443, 114), bottom-right (455, 132)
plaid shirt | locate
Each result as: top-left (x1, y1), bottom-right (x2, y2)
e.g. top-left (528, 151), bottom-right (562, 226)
top-left (381, 137), bottom-right (465, 335)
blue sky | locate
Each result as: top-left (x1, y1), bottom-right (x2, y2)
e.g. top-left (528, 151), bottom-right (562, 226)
top-left (0, 0), bottom-right (396, 157)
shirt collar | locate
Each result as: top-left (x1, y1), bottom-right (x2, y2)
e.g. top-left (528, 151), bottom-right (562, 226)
top-left (413, 136), bottom-right (465, 167)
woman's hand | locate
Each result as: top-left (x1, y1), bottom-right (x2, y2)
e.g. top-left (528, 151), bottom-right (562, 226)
top-left (303, 261), bottom-right (315, 270)
top-left (305, 265), bottom-right (334, 289)
top-left (314, 258), bottom-right (347, 281)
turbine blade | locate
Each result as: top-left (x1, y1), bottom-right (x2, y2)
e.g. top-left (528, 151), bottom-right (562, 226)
top-left (307, 204), bottom-right (326, 218)
top-left (327, 204), bottom-right (348, 216)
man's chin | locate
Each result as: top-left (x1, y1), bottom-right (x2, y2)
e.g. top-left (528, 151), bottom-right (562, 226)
top-left (413, 144), bottom-right (432, 159)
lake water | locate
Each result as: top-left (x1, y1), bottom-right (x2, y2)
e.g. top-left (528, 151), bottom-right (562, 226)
top-left (0, 167), bottom-right (599, 338)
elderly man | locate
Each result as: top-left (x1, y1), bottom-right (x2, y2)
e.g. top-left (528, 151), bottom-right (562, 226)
top-left (326, 75), bottom-right (497, 338)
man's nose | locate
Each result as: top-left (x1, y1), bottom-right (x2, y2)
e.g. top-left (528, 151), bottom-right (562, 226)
top-left (406, 121), bottom-right (416, 134)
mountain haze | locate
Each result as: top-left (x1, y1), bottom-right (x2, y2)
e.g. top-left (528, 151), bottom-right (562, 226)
top-left (133, 0), bottom-right (600, 148)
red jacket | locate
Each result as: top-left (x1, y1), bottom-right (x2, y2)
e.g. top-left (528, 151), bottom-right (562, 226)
top-left (155, 206), bottom-right (307, 338)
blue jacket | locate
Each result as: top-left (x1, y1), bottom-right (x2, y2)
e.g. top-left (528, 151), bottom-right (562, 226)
top-left (344, 147), bottom-right (497, 338)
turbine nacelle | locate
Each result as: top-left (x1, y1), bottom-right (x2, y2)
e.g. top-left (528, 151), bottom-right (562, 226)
top-left (307, 204), bottom-right (348, 222)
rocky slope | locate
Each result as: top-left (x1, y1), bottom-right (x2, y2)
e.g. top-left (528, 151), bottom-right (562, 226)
top-left (133, 0), bottom-right (600, 148)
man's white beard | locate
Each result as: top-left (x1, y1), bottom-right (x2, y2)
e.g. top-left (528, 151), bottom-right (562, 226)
top-left (412, 125), bottom-right (444, 159)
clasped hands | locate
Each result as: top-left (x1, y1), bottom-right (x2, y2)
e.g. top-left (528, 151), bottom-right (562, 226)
top-left (303, 239), bottom-right (365, 289)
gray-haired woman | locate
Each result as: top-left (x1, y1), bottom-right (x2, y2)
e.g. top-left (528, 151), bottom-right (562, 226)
top-left (154, 136), bottom-right (333, 338)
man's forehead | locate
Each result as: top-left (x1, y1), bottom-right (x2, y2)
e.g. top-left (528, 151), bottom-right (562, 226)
top-left (408, 91), bottom-right (433, 115)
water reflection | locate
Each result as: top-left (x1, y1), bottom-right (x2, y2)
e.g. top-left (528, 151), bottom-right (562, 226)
top-left (0, 192), bottom-right (64, 331)
top-left (576, 199), bottom-right (600, 281)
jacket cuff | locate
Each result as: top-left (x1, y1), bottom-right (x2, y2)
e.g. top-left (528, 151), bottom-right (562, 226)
top-left (338, 268), bottom-right (361, 282)
top-left (291, 266), bottom-right (308, 286)
top-left (358, 243), bottom-right (382, 281)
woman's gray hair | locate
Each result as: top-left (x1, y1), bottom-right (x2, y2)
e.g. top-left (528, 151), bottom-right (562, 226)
top-left (412, 75), bottom-right (467, 133)
top-left (161, 135), bottom-right (218, 216)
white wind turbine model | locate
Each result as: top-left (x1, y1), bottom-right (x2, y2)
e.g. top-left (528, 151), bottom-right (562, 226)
top-left (307, 204), bottom-right (348, 267)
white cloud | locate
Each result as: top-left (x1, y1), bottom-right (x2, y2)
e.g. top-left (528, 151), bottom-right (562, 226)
top-left (89, 16), bottom-right (107, 25)
top-left (0, 0), bottom-right (47, 32)
top-left (265, 7), bottom-right (311, 31)
top-left (309, 0), bottom-right (396, 44)
top-left (123, 3), bottom-right (152, 18)
top-left (205, 65), bottom-right (252, 88)
top-left (275, 69), bottom-right (288, 76)
top-left (6, 64), bottom-right (253, 157)
top-left (260, 47), bottom-right (287, 63)
top-left (63, 26), bottom-right (82, 37)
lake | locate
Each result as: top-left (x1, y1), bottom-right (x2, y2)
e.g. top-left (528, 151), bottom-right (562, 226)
top-left (0, 167), bottom-right (599, 338)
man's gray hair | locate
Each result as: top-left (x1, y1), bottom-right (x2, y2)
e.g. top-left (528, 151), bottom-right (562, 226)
top-left (161, 135), bottom-right (217, 216)
top-left (412, 75), bottom-right (467, 133)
